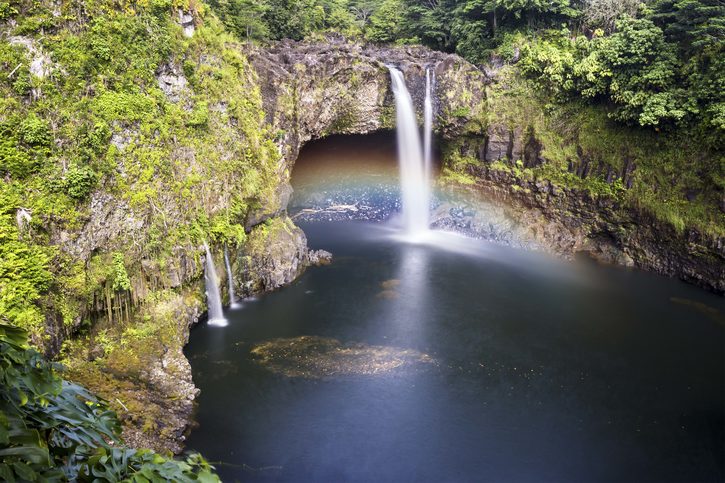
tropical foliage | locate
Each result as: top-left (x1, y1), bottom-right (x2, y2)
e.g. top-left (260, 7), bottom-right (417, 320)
top-left (0, 324), bottom-right (219, 481)
top-left (210, 0), bottom-right (724, 137)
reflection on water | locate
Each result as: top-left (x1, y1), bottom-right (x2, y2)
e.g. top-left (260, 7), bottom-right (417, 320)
top-left (186, 221), bottom-right (724, 483)
top-left (290, 131), bottom-right (401, 223)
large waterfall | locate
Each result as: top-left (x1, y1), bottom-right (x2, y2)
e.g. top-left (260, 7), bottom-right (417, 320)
top-left (389, 67), bottom-right (431, 237)
top-left (224, 245), bottom-right (240, 309)
top-left (423, 68), bottom-right (434, 189)
top-left (204, 244), bottom-right (227, 327)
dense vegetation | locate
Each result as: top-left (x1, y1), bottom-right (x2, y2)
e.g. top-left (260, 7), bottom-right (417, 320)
top-left (210, 0), bottom-right (723, 135)
top-left (0, 0), bottom-right (278, 340)
top-left (0, 324), bottom-right (219, 481)
top-left (1, 0), bottom-right (280, 477)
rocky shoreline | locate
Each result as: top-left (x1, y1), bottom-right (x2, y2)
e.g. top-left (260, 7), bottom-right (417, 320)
top-left (436, 167), bottom-right (725, 294)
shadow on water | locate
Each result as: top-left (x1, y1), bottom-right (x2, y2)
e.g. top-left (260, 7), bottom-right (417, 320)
top-left (186, 220), bottom-right (724, 483)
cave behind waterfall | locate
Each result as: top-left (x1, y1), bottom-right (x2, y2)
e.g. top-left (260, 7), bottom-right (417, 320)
top-left (289, 130), bottom-right (440, 223)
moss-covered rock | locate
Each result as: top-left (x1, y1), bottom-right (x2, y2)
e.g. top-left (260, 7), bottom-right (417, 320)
top-left (239, 216), bottom-right (309, 293)
top-left (0, 0), bottom-right (304, 453)
top-left (60, 288), bottom-right (204, 453)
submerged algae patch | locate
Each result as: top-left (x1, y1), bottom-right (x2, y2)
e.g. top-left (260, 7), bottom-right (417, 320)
top-left (250, 336), bottom-right (434, 378)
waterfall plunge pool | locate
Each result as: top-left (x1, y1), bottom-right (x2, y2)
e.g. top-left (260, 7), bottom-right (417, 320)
top-left (186, 219), bottom-right (724, 482)
top-left (190, 76), bottom-right (723, 480)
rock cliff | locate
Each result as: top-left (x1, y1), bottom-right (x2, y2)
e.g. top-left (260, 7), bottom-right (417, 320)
top-left (245, 37), bottom-right (723, 294)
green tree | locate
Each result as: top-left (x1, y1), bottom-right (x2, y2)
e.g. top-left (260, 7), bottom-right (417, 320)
top-left (210, 0), bottom-right (270, 40)
top-left (367, 0), bottom-right (407, 43)
top-left (320, 0), bottom-right (360, 35)
top-left (263, 0), bottom-right (323, 40)
top-left (652, 0), bottom-right (725, 52)
top-left (350, 0), bottom-right (377, 31)
top-left (594, 17), bottom-right (693, 126)
top-left (0, 191), bottom-right (53, 338)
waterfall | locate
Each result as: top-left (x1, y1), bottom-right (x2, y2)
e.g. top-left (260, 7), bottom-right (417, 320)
top-left (224, 245), bottom-right (240, 309)
top-left (423, 68), bottom-right (435, 189)
top-left (204, 244), bottom-right (227, 327)
top-left (389, 66), bottom-right (430, 237)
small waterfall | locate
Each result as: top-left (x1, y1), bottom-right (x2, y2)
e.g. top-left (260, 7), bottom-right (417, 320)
top-left (388, 67), bottom-right (430, 237)
top-left (224, 245), bottom-right (240, 309)
top-left (204, 244), bottom-right (227, 327)
top-left (423, 68), bottom-right (435, 188)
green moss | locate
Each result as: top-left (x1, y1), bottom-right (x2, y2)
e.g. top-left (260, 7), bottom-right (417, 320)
top-left (483, 66), bottom-right (724, 237)
top-left (451, 106), bottom-right (471, 118)
top-left (379, 104), bottom-right (396, 130)
top-left (324, 104), bottom-right (359, 135)
top-left (0, 208), bottom-right (54, 342)
top-left (110, 253), bottom-right (131, 292)
top-left (60, 287), bottom-right (205, 447)
top-left (439, 166), bottom-right (477, 186)
top-left (0, 138), bottom-right (35, 177)
top-left (19, 114), bottom-right (51, 146)
top-left (0, 0), bottom-right (290, 358)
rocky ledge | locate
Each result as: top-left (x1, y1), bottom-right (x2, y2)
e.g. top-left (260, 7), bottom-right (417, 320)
top-left (436, 167), bottom-right (725, 294)
top-left (244, 36), bottom-right (487, 227)
top-left (247, 37), bottom-right (722, 294)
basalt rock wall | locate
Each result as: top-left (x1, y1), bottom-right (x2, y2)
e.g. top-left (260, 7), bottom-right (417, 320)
top-left (249, 38), bottom-right (723, 293)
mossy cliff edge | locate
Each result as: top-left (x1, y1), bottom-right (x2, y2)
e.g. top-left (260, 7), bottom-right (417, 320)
top-left (0, 0), bottom-right (315, 453)
top-left (435, 65), bottom-right (723, 293)
top-left (1, 1), bottom-right (722, 456)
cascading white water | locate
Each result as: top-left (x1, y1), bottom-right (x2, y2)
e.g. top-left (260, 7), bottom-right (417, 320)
top-left (389, 67), bottom-right (430, 237)
top-left (204, 244), bottom-right (227, 327)
top-left (224, 246), bottom-right (240, 309)
top-left (423, 68), bottom-right (435, 189)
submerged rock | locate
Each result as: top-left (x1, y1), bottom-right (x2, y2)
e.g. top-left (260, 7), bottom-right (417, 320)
top-left (670, 297), bottom-right (725, 325)
top-left (251, 336), bottom-right (434, 378)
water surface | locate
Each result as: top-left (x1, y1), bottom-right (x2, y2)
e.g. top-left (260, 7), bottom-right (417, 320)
top-left (186, 221), bottom-right (724, 482)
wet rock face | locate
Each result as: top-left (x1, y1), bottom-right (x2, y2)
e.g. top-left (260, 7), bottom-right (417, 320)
top-left (308, 249), bottom-right (333, 266)
top-left (430, 192), bottom-right (544, 251)
top-left (247, 38), bottom-right (487, 225)
top-left (448, 167), bottom-right (725, 294)
top-left (251, 336), bottom-right (435, 378)
top-left (239, 216), bottom-right (311, 293)
top-left (66, 289), bottom-right (204, 454)
top-left (250, 38), bottom-right (485, 154)
top-left (9, 36), bottom-right (55, 100)
top-left (55, 192), bottom-right (144, 261)
top-left (157, 63), bottom-right (189, 103)
top-left (117, 294), bottom-right (201, 453)
top-left (177, 9), bottom-right (195, 38)
top-left (244, 181), bottom-right (293, 230)
top-left (484, 124), bottom-right (511, 162)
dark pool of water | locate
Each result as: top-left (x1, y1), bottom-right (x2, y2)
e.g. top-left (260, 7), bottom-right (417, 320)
top-left (185, 221), bottom-right (724, 482)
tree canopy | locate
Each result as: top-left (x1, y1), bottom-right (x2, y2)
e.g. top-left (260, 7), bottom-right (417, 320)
top-left (207, 0), bottom-right (723, 134)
